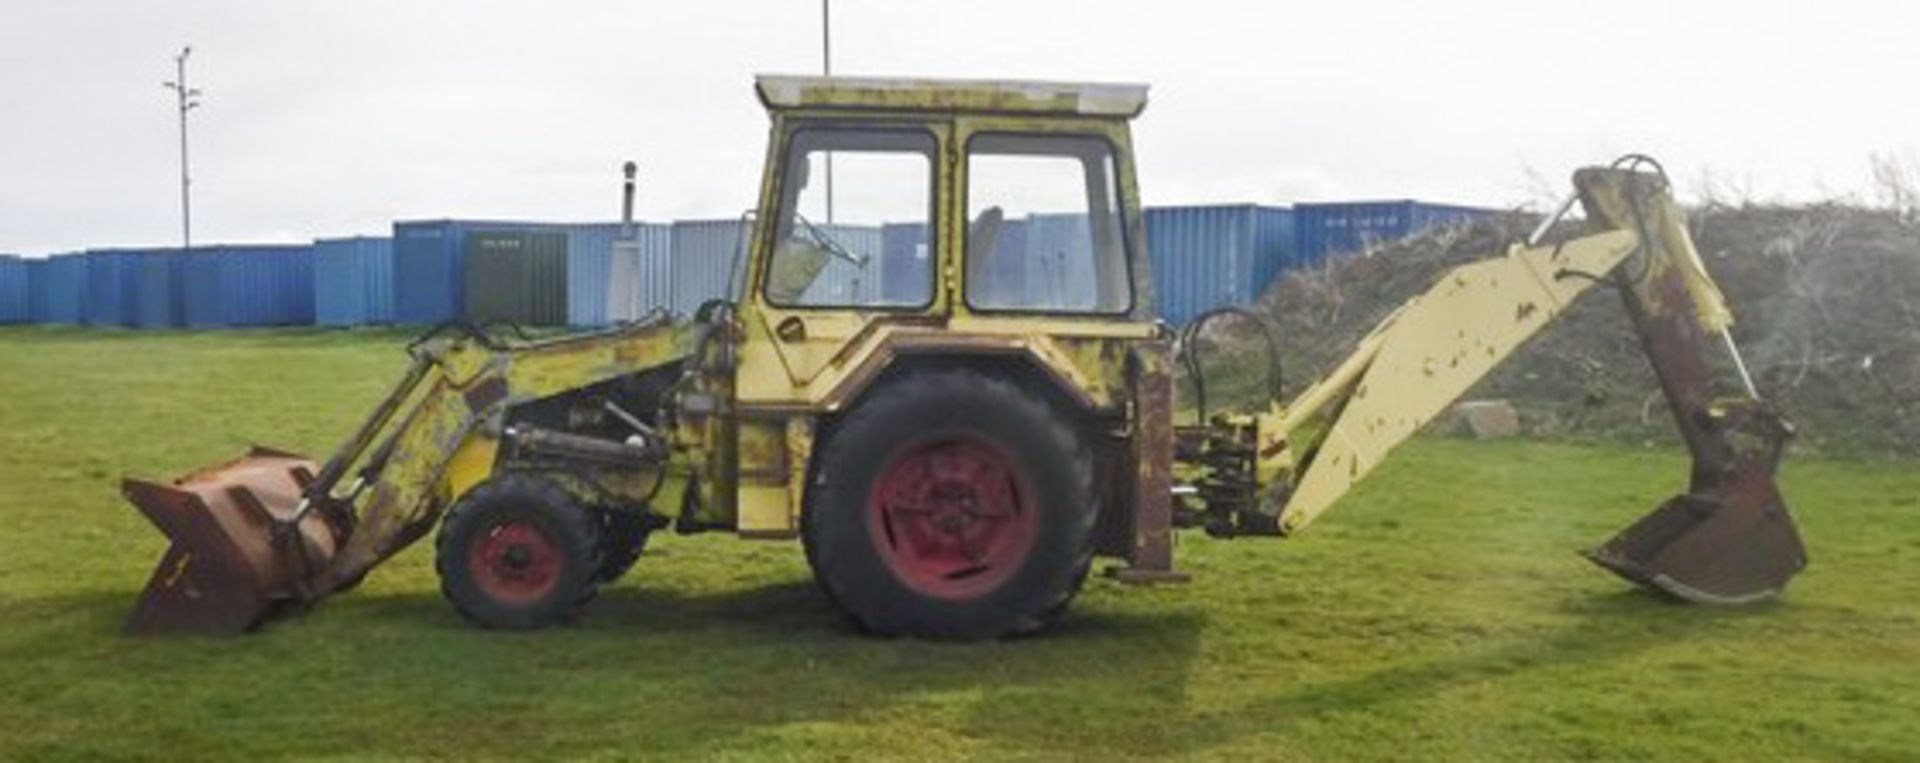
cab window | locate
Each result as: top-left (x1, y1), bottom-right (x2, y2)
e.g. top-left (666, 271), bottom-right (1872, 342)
top-left (964, 134), bottom-right (1130, 314)
top-left (765, 129), bottom-right (936, 309)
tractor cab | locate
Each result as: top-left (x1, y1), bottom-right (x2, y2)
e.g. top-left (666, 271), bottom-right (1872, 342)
top-left (729, 76), bottom-right (1161, 403)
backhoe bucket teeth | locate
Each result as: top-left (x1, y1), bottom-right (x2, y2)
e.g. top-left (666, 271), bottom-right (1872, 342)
top-left (1585, 404), bottom-right (1807, 604)
top-left (123, 447), bottom-right (347, 635)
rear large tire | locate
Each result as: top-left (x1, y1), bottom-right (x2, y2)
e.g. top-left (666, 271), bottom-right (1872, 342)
top-left (436, 474), bottom-right (602, 630)
top-left (803, 370), bottom-right (1094, 641)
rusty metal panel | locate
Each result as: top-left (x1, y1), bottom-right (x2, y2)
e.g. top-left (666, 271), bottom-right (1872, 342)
top-left (1111, 340), bottom-right (1186, 583)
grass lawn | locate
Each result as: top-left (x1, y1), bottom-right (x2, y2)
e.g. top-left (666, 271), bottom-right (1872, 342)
top-left (1, 327), bottom-right (1916, 761)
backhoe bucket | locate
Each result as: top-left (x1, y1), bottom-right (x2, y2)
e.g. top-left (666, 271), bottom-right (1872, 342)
top-left (1585, 403), bottom-right (1807, 604)
top-left (1574, 164), bottom-right (1807, 603)
top-left (123, 447), bottom-right (347, 635)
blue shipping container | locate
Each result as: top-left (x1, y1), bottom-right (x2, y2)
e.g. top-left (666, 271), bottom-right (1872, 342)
top-left (84, 250), bottom-right (145, 326)
top-left (1293, 200), bottom-right (1494, 262)
top-left (0, 255), bottom-right (28, 323)
top-left (392, 221), bottom-right (456, 324)
top-left (33, 253), bottom-right (88, 324)
top-left (392, 220), bottom-right (578, 324)
top-left (1144, 205), bottom-right (1295, 326)
top-left (25, 257), bottom-right (46, 323)
top-left (133, 250), bottom-right (185, 328)
top-left (313, 236), bottom-right (395, 326)
top-left (566, 222), bottom-right (673, 327)
top-left (181, 245), bottom-right (314, 327)
top-left (879, 223), bottom-right (933, 305)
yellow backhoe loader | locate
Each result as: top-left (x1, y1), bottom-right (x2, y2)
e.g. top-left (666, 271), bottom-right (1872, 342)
top-left (122, 76), bottom-right (1805, 639)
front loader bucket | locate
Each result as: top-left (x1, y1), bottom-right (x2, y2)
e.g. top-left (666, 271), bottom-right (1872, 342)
top-left (1585, 404), bottom-right (1807, 604)
top-left (123, 447), bottom-right (347, 635)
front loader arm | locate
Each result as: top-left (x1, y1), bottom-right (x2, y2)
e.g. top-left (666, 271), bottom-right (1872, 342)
top-left (320, 323), bottom-right (697, 590)
top-left (121, 321), bottom-right (694, 634)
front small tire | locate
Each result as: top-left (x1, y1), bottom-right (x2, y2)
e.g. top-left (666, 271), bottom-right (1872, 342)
top-left (436, 474), bottom-right (602, 630)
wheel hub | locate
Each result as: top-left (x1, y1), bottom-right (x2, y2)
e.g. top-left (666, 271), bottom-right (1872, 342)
top-left (468, 521), bottom-right (562, 605)
top-left (869, 435), bottom-right (1038, 600)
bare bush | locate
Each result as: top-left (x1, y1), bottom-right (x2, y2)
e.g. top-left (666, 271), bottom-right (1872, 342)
top-left (1222, 203), bottom-right (1920, 456)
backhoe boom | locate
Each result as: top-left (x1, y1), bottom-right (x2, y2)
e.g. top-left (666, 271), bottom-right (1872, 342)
top-left (1181, 164), bottom-right (1807, 604)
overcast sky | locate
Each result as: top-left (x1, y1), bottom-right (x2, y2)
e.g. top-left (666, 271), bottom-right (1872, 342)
top-left (2, 1), bottom-right (1915, 254)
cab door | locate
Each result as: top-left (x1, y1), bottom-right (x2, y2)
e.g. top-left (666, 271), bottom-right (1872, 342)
top-left (733, 118), bottom-right (953, 405)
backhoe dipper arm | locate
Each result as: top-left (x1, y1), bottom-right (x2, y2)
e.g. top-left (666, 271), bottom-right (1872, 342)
top-left (1233, 164), bottom-right (1805, 603)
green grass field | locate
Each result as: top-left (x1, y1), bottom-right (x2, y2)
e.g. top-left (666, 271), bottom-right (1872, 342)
top-left (1, 328), bottom-right (1916, 761)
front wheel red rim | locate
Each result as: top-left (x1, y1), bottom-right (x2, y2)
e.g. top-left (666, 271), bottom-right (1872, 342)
top-left (468, 521), bottom-right (563, 605)
top-left (867, 434), bottom-right (1039, 600)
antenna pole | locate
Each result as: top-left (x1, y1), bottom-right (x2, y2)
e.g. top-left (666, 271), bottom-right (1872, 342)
top-left (822, 0), bottom-right (834, 224)
top-left (162, 47), bottom-right (202, 250)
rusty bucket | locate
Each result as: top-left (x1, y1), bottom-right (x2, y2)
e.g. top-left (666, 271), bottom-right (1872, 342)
top-left (123, 447), bottom-right (347, 635)
top-left (1585, 403), bottom-right (1808, 604)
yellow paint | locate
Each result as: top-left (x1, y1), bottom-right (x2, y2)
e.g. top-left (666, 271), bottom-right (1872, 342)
top-left (736, 484), bottom-right (795, 538)
top-left (442, 435), bottom-right (500, 502)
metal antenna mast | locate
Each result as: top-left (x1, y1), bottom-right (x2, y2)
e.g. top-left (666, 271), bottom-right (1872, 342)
top-left (162, 47), bottom-right (202, 250)
top-left (822, 0), bottom-right (834, 223)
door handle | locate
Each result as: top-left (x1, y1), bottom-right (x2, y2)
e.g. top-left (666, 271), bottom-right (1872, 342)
top-left (774, 315), bottom-right (808, 343)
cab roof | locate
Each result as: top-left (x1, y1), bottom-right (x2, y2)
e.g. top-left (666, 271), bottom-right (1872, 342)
top-left (754, 75), bottom-right (1149, 118)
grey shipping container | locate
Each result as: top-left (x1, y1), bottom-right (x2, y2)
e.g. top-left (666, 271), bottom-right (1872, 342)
top-left (566, 222), bottom-right (672, 327)
top-left (313, 236), bottom-right (395, 326)
top-left (1145, 205), bottom-right (1295, 326)
top-left (671, 219), bottom-right (750, 317)
top-left (464, 230), bottom-right (568, 326)
top-left (0, 255), bottom-right (28, 323)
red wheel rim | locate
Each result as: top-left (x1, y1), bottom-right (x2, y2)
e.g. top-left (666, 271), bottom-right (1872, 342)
top-left (468, 521), bottom-right (562, 605)
top-left (867, 433), bottom-right (1039, 600)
